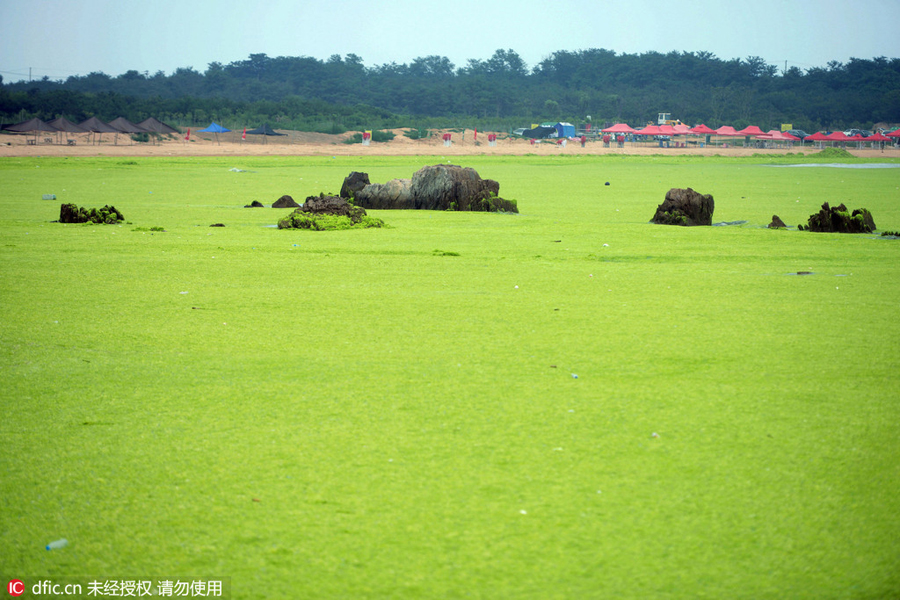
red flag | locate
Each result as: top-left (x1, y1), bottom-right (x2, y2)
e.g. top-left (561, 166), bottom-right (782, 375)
top-left (242, 127), bottom-right (246, 141)
top-left (474, 128), bottom-right (477, 140)
top-left (184, 128), bottom-right (190, 142)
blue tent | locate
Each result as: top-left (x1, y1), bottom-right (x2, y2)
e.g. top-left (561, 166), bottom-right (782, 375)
top-left (555, 122), bottom-right (576, 138)
top-left (198, 122), bottom-right (231, 133)
top-left (198, 122), bottom-right (231, 144)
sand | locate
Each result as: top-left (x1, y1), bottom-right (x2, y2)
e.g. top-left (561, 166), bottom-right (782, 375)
top-left (1, 127), bottom-right (895, 159)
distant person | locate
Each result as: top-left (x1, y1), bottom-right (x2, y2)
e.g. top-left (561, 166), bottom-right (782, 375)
top-left (602, 134), bottom-right (610, 147)
top-left (581, 135), bottom-right (587, 147)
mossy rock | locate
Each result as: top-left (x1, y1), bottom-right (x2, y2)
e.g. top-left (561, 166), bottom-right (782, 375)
top-left (59, 203), bottom-right (124, 224)
top-left (277, 194), bottom-right (385, 230)
top-left (806, 202), bottom-right (876, 233)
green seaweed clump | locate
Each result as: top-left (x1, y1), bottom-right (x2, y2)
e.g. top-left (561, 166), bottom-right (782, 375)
top-left (278, 211), bottom-right (384, 230)
top-left (654, 210), bottom-right (690, 226)
top-left (815, 147), bottom-right (854, 159)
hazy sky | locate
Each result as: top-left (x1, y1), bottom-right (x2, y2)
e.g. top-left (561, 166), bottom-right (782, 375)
top-left (2, 0), bottom-right (899, 82)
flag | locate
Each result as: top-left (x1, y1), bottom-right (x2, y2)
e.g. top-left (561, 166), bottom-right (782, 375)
top-left (184, 128), bottom-right (190, 142)
top-left (474, 128), bottom-right (477, 140)
top-left (242, 127), bottom-right (246, 140)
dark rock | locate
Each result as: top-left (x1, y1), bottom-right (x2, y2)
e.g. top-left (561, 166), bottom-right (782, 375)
top-left (806, 202), bottom-right (876, 233)
top-left (852, 208), bottom-right (876, 232)
top-left (301, 194), bottom-right (367, 220)
top-left (651, 188), bottom-right (714, 226)
top-left (272, 195), bottom-right (300, 208)
top-left (768, 215), bottom-right (787, 229)
top-left (340, 171), bottom-right (370, 199)
top-left (59, 203), bottom-right (124, 224)
top-left (244, 200), bottom-right (265, 208)
top-left (210, 223), bottom-right (225, 227)
top-left (59, 203), bottom-right (85, 223)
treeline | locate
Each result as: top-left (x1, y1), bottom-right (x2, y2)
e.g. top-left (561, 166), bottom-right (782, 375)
top-left (2, 49), bottom-right (899, 133)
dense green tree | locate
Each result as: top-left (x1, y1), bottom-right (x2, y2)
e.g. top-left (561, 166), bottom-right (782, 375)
top-left (3, 49), bottom-right (898, 132)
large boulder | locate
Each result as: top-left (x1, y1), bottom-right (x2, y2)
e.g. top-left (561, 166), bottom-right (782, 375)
top-left (651, 188), bottom-right (714, 226)
top-left (805, 202), bottom-right (876, 233)
top-left (410, 164), bottom-right (503, 211)
top-left (355, 179), bottom-right (413, 209)
top-left (353, 164), bottom-right (517, 212)
top-left (340, 171), bottom-right (370, 200)
top-left (272, 195), bottom-right (300, 208)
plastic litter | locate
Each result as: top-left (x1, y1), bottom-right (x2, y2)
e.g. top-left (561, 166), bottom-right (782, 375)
top-left (46, 539), bottom-right (67, 550)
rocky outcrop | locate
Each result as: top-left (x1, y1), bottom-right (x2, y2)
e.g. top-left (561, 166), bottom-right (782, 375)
top-left (340, 171), bottom-right (370, 200)
top-left (352, 164), bottom-right (517, 212)
top-left (410, 164), bottom-right (503, 211)
top-left (804, 202), bottom-right (876, 233)
top-left (355, 179), bottom-right (413, 209)
top-left (244, 200), bottom-right (265, 208)
top-left (651, 188), bottom-right (714, 226)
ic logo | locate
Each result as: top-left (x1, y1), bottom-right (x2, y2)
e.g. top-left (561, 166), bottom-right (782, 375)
top-left (7, 580), bottom-right (24, 597)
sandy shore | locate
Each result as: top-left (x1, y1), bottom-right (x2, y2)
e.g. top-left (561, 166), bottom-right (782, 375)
top-left (1, 128), bottom-right (896, 159)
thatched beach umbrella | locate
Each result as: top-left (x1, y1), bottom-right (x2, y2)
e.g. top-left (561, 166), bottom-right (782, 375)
top-left (1, 117), bottom-right (60, 144)
top-left (78, 117), bottom-right (119, 145)
top-left (108, 117), bottom-right (151, 145)
top-left (47, 117), bottom-right (88, 145)
top-left (137, 117), bottom-right (180, 144)
top-left (137, 117), bottom-right (179, 135)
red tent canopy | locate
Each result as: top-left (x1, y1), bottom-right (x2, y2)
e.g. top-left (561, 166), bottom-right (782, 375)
top-left (824, 131), bottom-right (851, 141)
top-left (781, 131), bottom-right (801, 141)
top-left (658, 125), bottom-right (679, 136)
top-left (715, 126), bottom-right (741, 136)
top-left (635, 124), bottom-right (664, 135)
top-left (866, 133), bottom-right (891, 141)
top-left (601, 123), bottom-right (636, 133)
top-left (757, 130), bottom-right (787, 140)
top-left (885, 129), bottom-right (900, 138)
top-left (690, 124), bottom-right (716, 134)
top-left (806, 132), bottom-right (829, 141)
top-left (737, 125), bottom-right (766, 136)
